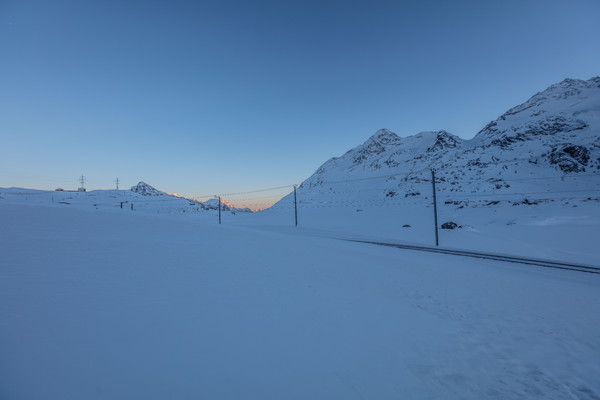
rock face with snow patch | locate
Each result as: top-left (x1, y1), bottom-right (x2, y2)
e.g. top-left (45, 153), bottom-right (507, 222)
top-left (272, 77), bottom-right (600, 210)
top-left (548, 145), bottom-right (591, 173)
top-left (131, 182), bottom-right (166, 196)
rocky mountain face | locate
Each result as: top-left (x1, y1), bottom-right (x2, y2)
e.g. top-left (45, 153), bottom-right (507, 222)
top-left (131, 182), bottom-right (166, 196)
top-left (274, 77), bottom-right (600, 209)
top-left (471, 77), bottom-right (600, 172)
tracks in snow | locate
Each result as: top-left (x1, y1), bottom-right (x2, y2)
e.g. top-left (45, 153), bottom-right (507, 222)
top-left (347, 240), bottom-right (600, 274)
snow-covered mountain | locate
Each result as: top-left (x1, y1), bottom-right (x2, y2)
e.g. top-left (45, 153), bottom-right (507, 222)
top-left (130, 181), bottom-right (167, 196)
top-left (129, 181), bottom-right (250, 212)
top-left (274, 77), bottom-right (600, 209)
top-left (129, 181), bottom-right (251, 212)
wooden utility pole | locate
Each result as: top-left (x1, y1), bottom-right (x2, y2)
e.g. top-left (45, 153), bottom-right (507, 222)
top-left (431, 169), bottom-right (439, 246)
top-left (293, 185), bottom-right (298, 227)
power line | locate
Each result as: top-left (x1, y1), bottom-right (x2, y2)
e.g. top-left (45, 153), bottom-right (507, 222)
top-left (194, 184), bottom-right (296, 199)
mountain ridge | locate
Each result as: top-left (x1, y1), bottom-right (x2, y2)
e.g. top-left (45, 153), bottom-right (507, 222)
top-left (272, 76), bottom-right (600, 209)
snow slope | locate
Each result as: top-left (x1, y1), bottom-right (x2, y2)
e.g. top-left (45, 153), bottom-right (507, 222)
top-left (3, 183), bottom-right (598, 264)
top-left (0, 184), bottom-right (250, 216)
top-left (1, 204), bottom-right (599, 399)
top-left (281, 77), bottom-right (600, 202)
top-left (257, 78), bottom-right (600, 263)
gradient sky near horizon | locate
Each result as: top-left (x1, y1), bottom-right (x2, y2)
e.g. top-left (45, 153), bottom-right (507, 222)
top-left (1, 0), bottom-right (599, 199)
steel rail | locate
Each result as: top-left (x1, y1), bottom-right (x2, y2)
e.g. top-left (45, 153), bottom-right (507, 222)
top-left (347, 240), bottom-right (600, 274)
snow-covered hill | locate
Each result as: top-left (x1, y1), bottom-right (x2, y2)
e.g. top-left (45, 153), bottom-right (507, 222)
top-left (273, 77), bottom-right (600, 209)
top-left (0, 182), bottom-right (252, 215)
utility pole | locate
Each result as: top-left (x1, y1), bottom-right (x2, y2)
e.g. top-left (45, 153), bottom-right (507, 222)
top-left (431, 169), bottom-right (439, 246)
top-left (115, 178), bottom-right (120, 190)
top-left (293, 184), bottom-right (298, 227)
top-left (218, 196), bottom-right (222, 224)
top-left (78, 175), bottom-right (86, 192)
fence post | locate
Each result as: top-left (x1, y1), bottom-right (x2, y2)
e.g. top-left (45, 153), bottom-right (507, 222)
top-left (294, 185), bottom-right (298, 227)
top-left (218, 196), bottom-right (221, 225)
top-left (431, 169), bottom-right (439, 246)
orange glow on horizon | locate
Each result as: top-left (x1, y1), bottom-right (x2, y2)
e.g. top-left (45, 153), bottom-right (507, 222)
top-left (223, 192), bottom-right (290, 212)
top-left (183, 192), bottom-right (291, 212)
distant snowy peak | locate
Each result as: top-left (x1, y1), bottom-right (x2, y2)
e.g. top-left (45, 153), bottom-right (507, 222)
top-left (350, 129), bottom-right (403, 164)
top-left (474, 76), bottom-right (600, 148)
top-left (351, 129), bottom-right (461, 164)
top-left (302, 129), bottom-right (463, 189)
top-left (130, 182), bottom-right (165, 196)
top-left (200, 197), bottom-right (252, 213)
top-left (427, 130), bottom-right (461, 152)
top-left (367, 128), bottom-right (402, 145)
top-left (505, 77), bottom-right (600, 116)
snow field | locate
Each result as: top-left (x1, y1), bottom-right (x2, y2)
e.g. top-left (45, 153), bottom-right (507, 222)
top-left (237, 199), bottom-right (600, 265)
top-left (1, 204), bottom-right (599, 399)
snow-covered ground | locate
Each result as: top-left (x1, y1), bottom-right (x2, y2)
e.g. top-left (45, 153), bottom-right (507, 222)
top-left (253, 197), bottom-right (600, 265)
top-left (2, 185), bottom-right (599, 265)
top-left (1, 200), bottom-right (599, 399)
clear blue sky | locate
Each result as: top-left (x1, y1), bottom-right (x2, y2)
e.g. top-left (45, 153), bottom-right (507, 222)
top-left (1, 0), bottom-right (599, 199)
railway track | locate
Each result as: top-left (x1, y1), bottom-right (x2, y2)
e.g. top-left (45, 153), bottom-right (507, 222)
top-left (347, 240), bottom-right (600, 274)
